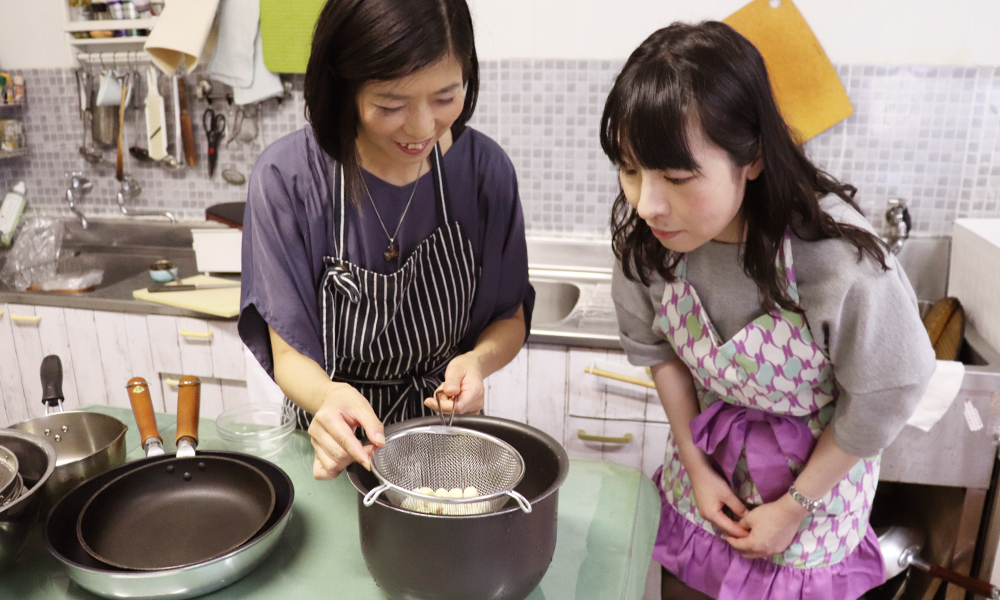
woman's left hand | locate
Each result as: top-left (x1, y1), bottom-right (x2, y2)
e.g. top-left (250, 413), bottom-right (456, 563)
top-left (722, 494), bottom-right (809, 559)
top-left (424, 353), bottom-right (485, 415)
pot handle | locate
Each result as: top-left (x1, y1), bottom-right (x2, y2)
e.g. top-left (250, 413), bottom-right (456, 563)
top-left (40, 355), bottom-right (65, 414)
top-left (506, 490), bottom-right (532, 513)
top-left (363, 484), bottom-right (390, 507)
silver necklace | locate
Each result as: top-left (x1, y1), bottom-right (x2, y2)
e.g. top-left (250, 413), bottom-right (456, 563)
top-left (360, 160), bottom-right (423, 262)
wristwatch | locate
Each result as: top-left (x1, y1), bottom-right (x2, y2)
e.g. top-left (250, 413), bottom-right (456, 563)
top-left (788, 485), bottom-right (824, 513)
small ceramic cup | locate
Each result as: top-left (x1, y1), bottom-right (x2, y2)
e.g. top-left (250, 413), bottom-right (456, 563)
top-left (149, 259), bottom-right (179, 283)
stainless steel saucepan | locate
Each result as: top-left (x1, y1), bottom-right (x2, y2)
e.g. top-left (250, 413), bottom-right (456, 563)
top-left (877, 525), bottom-right (999, 599)
top-left (8, 355), bottom-right (128, 514)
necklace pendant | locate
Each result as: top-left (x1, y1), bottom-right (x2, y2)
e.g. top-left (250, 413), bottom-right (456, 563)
top-left (383, 243), bottom-right (399, 262)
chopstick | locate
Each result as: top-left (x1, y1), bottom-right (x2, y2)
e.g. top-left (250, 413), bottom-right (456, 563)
top-left (583, 366), bottom-right (656, 389)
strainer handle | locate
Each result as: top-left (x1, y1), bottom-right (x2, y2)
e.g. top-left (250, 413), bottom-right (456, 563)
top-left (435, 388), bottom-right (456, 427)
top-left (507, 490), bottom-right (532, 513)
top-left (363, 484), bottom-right (390, 507)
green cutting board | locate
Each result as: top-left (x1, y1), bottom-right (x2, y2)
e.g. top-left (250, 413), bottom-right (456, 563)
top-left (260, 0), bottom-right (326, 74)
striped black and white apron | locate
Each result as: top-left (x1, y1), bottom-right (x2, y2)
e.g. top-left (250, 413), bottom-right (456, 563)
top-left (286, 144), bottom-right (479, 429)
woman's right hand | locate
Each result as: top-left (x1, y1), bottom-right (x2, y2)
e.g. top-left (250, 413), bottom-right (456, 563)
top-left (308, 382), bottom-right (385, 480)
top-left (687, 464), bottom-right (750, 538)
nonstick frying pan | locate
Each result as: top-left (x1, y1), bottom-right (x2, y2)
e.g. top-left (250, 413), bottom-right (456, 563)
top-left (76, 376), bottom-right (275, 571)
top-left (46, 449), bottom-right (293, 599)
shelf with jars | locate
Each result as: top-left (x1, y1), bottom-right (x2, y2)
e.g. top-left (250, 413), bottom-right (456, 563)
top-left (0, 104), bottom-right (28, 161)
top-left (64, 1), bottom-right (161, 53)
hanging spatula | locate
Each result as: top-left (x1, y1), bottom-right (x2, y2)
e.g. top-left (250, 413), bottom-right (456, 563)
top-left (144, 66), bottom-right (168, 160)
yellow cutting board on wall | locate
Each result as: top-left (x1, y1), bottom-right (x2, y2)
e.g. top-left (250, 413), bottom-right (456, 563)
top-left (260, 0), bottom-right (326, 74)
top-left (724, 0), bottom-right (852, 143)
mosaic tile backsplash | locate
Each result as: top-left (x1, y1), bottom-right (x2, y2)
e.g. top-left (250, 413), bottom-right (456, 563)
top-left (0, 61), bottom-right (998, 237)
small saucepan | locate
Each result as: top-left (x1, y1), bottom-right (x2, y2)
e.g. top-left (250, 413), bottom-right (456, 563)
top-left (8, 355), bottom-right (127, 514)
top-left (876, 525), bottom-right (999, 599)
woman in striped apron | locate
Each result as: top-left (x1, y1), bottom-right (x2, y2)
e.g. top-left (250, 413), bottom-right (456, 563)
top-left (238, 0), bottom-right (533, 479)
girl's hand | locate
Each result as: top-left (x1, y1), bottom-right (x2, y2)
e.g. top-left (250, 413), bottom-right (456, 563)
top-left (424, 353), bottom-right (485, 415)
top-left (308, 383), bottom-right (385, 480)
top-left (687, 466), bottom-right (750, 538)
top-left (723, 494), bottom-right (809, 559)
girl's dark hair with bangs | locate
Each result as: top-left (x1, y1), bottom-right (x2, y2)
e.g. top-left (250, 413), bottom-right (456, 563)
top-left (304, 0), bottom-right (479, 204)
top-left (601, 21), bottom-right (887, 313)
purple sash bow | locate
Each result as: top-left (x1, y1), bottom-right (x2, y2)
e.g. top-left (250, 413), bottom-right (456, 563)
top-left (689, 401), bottom-right (817, 504)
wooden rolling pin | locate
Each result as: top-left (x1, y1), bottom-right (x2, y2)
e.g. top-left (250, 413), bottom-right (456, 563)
top-left (177, 78), bottom-right (197, 168)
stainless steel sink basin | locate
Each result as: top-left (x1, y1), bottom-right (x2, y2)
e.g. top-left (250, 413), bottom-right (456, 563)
top-left (530, 280), bottom-right (580, 326)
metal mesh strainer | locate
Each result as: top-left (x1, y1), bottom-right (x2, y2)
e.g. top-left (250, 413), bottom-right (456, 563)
top-left (363, 424), bottom-right (532, 515)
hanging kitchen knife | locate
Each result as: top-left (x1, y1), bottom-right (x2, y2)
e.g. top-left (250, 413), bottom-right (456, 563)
top-left (147, 282), bottom-right (240, 293)
top-left (144, 67), bottom-right (167, 160)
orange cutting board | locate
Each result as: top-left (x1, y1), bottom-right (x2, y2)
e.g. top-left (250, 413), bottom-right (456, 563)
top-left (724, 0), bottom-right (852, 143)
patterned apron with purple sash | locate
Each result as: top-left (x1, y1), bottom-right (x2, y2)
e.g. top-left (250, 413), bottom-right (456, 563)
top-left (653, 232), bottom-right (885, 599)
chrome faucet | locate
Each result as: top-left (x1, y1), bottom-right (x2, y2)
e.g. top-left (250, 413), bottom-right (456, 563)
top-left (115, 176), bottom-right (177, 223)
top-left (884, 198), bottom-right (911, 255)
top-left (65, 172), bottom-right (92, 229)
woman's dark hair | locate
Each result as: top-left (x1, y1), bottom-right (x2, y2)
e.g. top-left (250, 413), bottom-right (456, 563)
top-left (304, 0), bottom-right (479, 203)
top-left (600, 21), bottom-right (887, 313)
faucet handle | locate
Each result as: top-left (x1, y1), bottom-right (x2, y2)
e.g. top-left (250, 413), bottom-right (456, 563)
top-left (66, 172), bottom-right (93, 195)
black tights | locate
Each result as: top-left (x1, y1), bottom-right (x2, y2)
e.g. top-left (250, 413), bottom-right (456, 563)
top-left (661, 567), bottom-right (713, 600)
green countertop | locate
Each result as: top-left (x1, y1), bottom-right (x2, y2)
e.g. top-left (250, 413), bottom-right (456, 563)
top-left (4, 406), bottom-right (660, 599)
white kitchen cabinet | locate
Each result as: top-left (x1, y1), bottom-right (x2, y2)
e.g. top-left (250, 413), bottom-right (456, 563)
top-left (0, 304), bottom-right (30, 426)
top-left (64, 307), bottom-right (111, 408)
top-left (0, 305), bottom-right (253, 423)
top-left (93, 310), bottom-right (166, 411)
top-left (176, 317), bottom-right (216, 379)
top-left (641, 422), bottom-right (671, 481)
top-left (6, 304), bottom-right (45, 418)
top-left (159, 374), bottom-right (242, 420)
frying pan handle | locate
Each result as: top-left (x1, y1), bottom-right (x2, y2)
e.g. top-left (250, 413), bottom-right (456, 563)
top-left (40, 355), bottom-right (65, 413)
top-left (127, 377), bottom-right (163, 455)
top-left (506, 490), bottom-right (532, 513)
top-left (909, 553), bottom-right (999, 598)
top-left (363, 484), bottom-right (390, 507)
top-left (176, 375), bottom-right (201, 449)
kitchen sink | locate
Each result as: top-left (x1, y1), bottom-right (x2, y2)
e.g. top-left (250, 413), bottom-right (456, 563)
top-left (530, 280), bottom-right (581, 326)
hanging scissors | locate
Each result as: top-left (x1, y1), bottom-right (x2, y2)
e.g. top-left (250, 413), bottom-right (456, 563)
top-left (202, 108), bottom-right (226, 177)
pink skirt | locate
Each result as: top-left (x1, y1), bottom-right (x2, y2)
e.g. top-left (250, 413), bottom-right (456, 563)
top-left (652, 467), bottom-right (886, 600)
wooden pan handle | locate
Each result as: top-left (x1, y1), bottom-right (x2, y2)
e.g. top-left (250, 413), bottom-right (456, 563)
top-left (924, 563), bottom-right (996, 598)
top-left (127, 377), bottom-right (161, 448)
top-left (175, 375), bottom-right (201, 447)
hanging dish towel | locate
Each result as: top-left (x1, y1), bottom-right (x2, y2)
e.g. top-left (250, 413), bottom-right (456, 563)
top-left (205, 0), bottom-right (259, 88)
top-left (260, 0), bottom-right (326, 74)
top-left (144, 0), bottom-right (221, 75)
top-left (905, 360), bottom-right (966, 432)
top-left (724, 0), bottom-right (853, 143)
top-left (232, 27), bottom-right (284, 105)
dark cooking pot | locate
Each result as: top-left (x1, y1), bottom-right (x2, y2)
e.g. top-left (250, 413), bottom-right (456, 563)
top-left (347, 415), bottom-right (569, 600)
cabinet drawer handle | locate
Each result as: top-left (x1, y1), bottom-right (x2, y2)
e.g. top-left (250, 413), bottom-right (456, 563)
top-left (584, 366), bottom-right (656, 389)
top-left (10, 314), bottom-right (41, 323)
top-left (179, 329), bottom-right (213, 339)
top-left (577, 430), bottom-right (633, 445)
top-left (165, 379), bottom-right (180, 387)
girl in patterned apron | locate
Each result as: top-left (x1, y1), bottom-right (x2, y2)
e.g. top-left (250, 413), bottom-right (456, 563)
top-left (605, 23), bottom-right (935, 600)
top-left (239, 0), bottom-right (534, 480)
